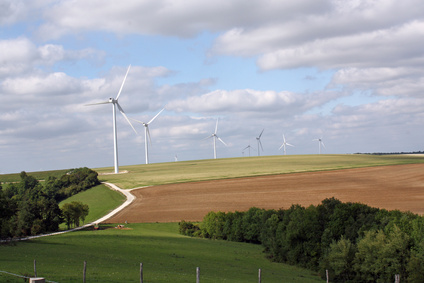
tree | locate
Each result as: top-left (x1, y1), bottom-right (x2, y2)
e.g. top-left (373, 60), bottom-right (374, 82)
top-left (354, 226), bottom-right (410, 282)
top-left (61, 201), bottom-right (89, 229)
top-left (322, 236), bottom-right (356, 282)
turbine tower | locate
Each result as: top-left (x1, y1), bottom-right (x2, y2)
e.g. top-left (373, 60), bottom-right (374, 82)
top-left (85, 65), bottom-right (136, 174)
top-left (130, 108), bottom-right (165, 164)
top-left (204, 119), bottom-right (227, 159)
top-left (313, 138), bottom-right (325, 154)
top-left (256, 129), bottom-right (264, 156)
top-left (279, 134), bottom-right (294, 155)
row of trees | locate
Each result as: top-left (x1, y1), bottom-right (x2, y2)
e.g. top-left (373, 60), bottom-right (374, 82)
top-left (0, 168), bottom-right (99, 239)
top-left (179, 198), bottom-right (424, 282)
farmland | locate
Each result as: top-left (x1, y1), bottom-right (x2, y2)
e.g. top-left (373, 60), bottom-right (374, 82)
top-left (96, 154), bottom-right (424, 189)
top-left (1, 154), bottom-right (424, 282)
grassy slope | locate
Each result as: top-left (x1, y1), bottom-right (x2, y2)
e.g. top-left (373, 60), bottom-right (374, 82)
top-left (0, 223), bottom-right (323, 283)
top-left (96, 154), bottom-right (424, 189)
top-left (59, 184), bottom-right (126, 228)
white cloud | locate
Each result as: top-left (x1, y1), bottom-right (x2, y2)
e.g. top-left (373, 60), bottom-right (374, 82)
top-left (36, 0), bottom-right (330, 40)
top-left (257, 20), bottom-right (424, 71)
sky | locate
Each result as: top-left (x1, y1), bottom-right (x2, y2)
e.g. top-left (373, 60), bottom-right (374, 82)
top-left (1, 0), bottom-right (423, 174)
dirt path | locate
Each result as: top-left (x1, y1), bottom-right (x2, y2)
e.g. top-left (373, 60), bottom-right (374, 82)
top-left (104, 164), bottom-right (424, 223)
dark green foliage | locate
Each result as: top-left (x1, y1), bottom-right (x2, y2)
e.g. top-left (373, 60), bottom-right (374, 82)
top-left (0, 168), bottom-right (99, 239)
top-left (44, 167), bottom-right (100, 202)
top-left (178, 220), bottom-right (200, 237)
top-left (180, 198), bottom-right (424, 282)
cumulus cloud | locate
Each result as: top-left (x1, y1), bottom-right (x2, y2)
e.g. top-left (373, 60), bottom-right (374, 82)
top-left (330, 67), bottom-right (424, 97)
top-left (36, 0), bottom-right (330, 40)
top-left (0, 37), bottom-right (106, 78)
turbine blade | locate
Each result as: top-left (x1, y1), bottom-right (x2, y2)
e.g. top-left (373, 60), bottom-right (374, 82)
top-left (85, 100), bottom-right (110, 106)
top-left (147, 108), bottom-right (165, 125)
top-left (202, 135), bottom-right (213, 140)
top-left (259, 129), bottom-right (264, 138)
top-left (146, 126), bottom-right (152, 145)
top-left (278, 143), bottom-right (285, 150)
top-left (217, 136), bottom-right (227, 146)
top-left (214, 118), bottom-right (219, 134)
top-left (287, 143), bottom-right (294, 147)
top-left (116, 65), bottom-right (131, 100)
top-left (321, 141), bottom-right (325, 148)
top-left (243, 145), bottom-right (249, 150)
top-left (259, 139), bottom-right (263, 151)
top-left (128, 117), bottom-right (144, 124)
top-left (116, 102), bottom-right (137, 134)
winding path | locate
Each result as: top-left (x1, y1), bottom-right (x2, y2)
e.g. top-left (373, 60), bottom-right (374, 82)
top-left (3, 182), bottom-right (134, 242)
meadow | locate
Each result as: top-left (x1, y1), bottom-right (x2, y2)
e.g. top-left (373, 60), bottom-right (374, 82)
top-left (1, 154), bottom-right (424, 282)
top-left (0, 223), bottom-right (323, 282)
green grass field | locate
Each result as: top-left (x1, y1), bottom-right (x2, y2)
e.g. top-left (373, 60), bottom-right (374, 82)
top-left (59, 184), bottom-right (126, 228)
top-left (0, 223), bottom-right (323, 283)
top-left (96, 154), bottom-right (424, 189)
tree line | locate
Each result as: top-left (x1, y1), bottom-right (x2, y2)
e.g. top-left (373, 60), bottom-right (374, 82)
top-left (0, 167), bottom-right (100, 239)
top-left (179, 198), bottom-right (424, 282)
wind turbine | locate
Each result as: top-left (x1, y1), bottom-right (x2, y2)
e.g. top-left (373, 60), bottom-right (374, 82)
top-left (279, 134), bottom-right (294, 155)
top-left (256, 129), bottom-right (264, 156)
top-left (204, 119), bottom-right (227, 159)
top-left (313, 137), bottom-right (325, 154)
top-left (85, 65), bottom-right (136, 174)
top-left (243, 144), bottom-right (255, 157)
top-left (130, 108), bottom-right (165, 164)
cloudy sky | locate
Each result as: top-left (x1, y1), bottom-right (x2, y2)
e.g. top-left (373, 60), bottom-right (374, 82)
top-left (1, 0), bottom-right (423, 173)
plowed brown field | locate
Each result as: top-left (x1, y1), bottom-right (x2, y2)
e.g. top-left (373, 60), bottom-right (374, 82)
top-left (104, 164), bottom-right (424, 223)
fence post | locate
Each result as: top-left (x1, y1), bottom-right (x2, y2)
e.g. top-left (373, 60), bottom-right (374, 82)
top-left (258, 268), bottom-right (262, 283)
top-left (196, 267), bottom-right (200, 283)
top-left (140, 263), bottom-right (143, 283)
top-left (83, 261), bottom-right (87, 283)
top-left (34, 259), bottom-right (37, 277)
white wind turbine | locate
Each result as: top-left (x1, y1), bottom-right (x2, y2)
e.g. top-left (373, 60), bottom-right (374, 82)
top-left (130, 108), bottom-right (165, 164)
top-left (279, 134), bottom-right (294, 155)
top-left (85, 65), bottom-right (137, 174)
top-left (204, 119), bottom-right (227, 159)
top-left (313, 137), bottom-right (325, 154)
top-left (256, 129), bottom-right (264, 156)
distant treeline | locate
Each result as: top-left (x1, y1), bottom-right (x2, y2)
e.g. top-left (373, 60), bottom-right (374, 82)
top-left (356, 151), bottom-right (424, 155)
top-left (0, 167), bottom-right (100, 239)
top-left (179, 198), bottom-right (424, 282)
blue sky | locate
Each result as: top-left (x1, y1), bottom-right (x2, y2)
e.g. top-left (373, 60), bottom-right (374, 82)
top-left (1, 0), bottom-right (423, 173)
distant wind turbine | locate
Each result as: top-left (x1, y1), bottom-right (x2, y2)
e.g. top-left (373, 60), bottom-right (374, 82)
top-left (256, 129), bottom-right (264, 156)
top-left (204, 119), bottom-right (227, 159)
top-left (279, 134), bottom-right (294, 155)
top-left (85, 65), bottom-right (136, 174)
top-left (130, 108), bottom-right (165, 164)
top-left (174, 154), bottom-right (178, 162)
top-left (313, 137), bottom-right (325, 154)
top-left (243, 144), bottom-right (255, 157)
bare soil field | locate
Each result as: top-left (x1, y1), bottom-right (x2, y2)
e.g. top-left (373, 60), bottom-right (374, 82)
top-left (104, 164), bottom-right (424, 223)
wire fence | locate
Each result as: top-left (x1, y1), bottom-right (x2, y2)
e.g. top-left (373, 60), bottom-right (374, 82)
top-left (0, 270), bottom-right (58, 283)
